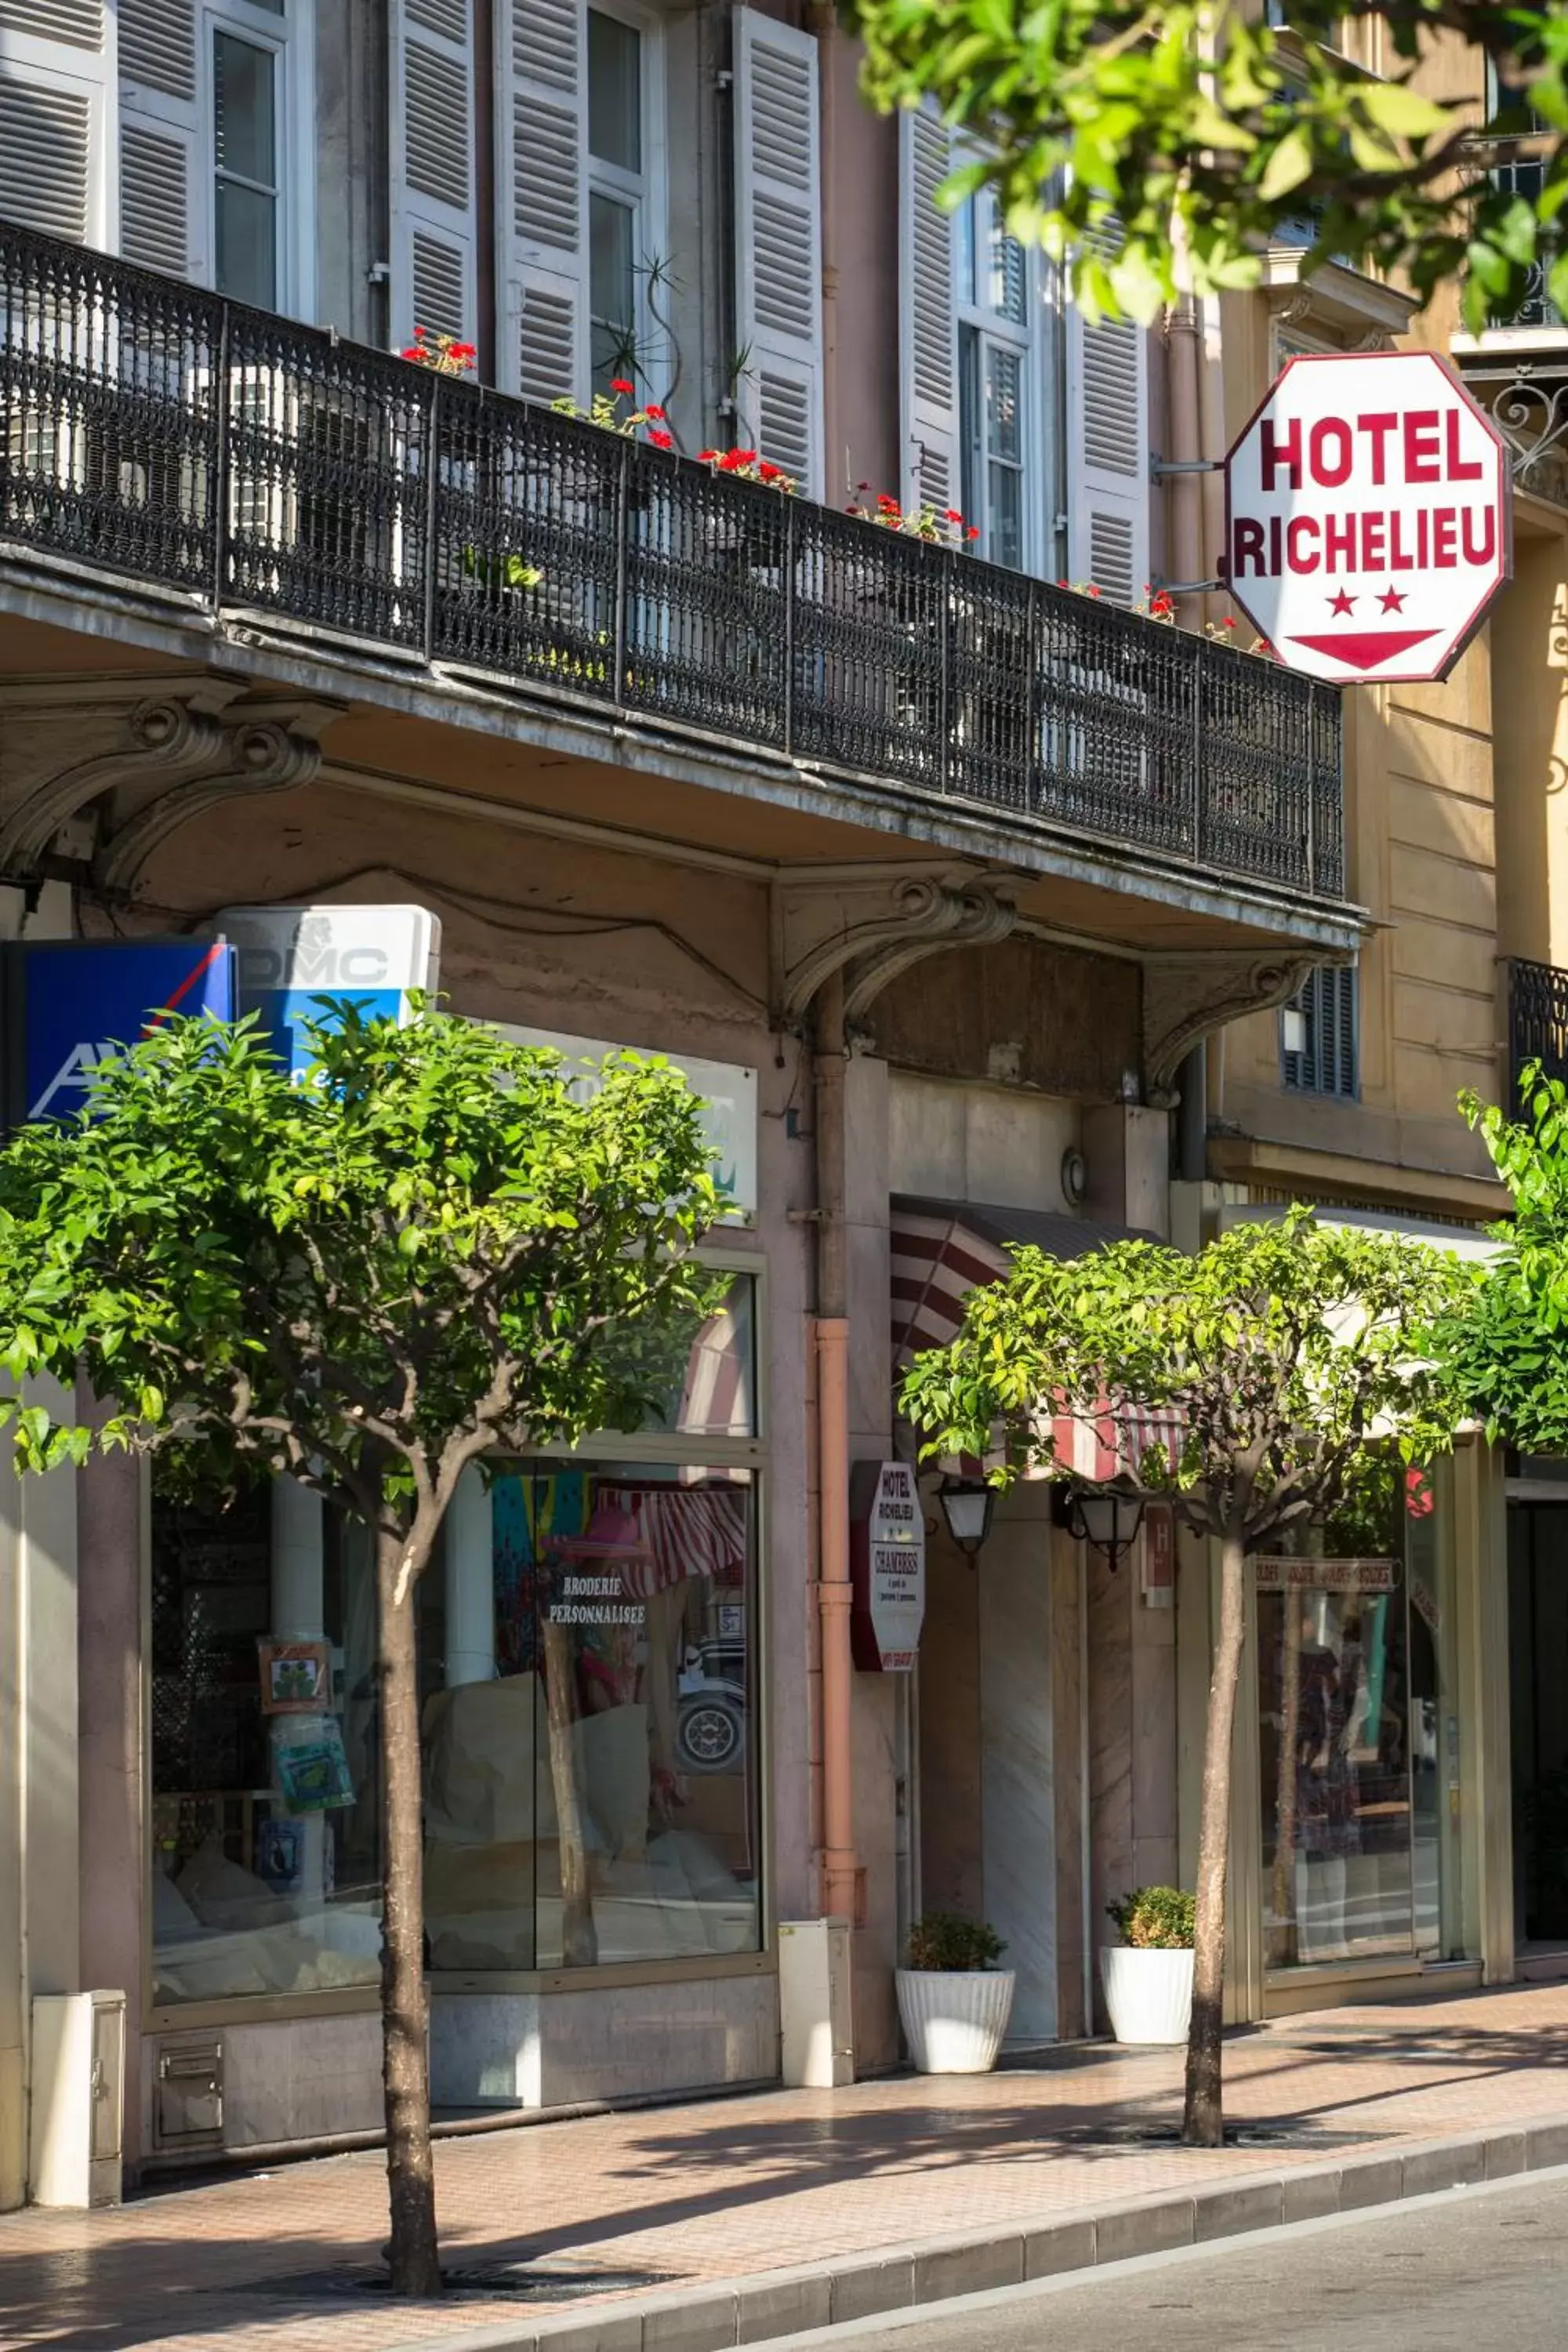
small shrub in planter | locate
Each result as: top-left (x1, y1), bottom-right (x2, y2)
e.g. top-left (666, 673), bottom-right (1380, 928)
top-left (897, 1912), bottom-right (1014, 2073)
top-left (1105, 1886), bottom-right (1196, 1951)
top-left (906, 1912), bottom-right (1007, 1971)
top-left (1101, 1886), bottom-right (1196, 2045)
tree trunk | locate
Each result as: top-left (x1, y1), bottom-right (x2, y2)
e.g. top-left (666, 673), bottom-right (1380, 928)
top-left (542, 1613), bottom-right (599, 1966)
top-left (1183, 1519), bottom-right (1248, 2148)
top-left (376, 1524), bottom-right (441, 2296)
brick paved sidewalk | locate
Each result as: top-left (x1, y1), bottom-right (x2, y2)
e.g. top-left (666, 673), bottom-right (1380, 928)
top-left (5, 1978), bottom-right (1568, 2352)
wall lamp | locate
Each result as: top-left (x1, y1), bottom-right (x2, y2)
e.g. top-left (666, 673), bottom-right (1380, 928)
top-left (937, 1477), bottom-right (995, 1563)
top-left (1059, 1483), bottom-right (1146, 1570)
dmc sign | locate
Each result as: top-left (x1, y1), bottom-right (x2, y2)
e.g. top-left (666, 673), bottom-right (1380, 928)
top-left (1224, 350), bottom-right (1511, 684)
top-left (218, 905), bottom-right (441, 1075)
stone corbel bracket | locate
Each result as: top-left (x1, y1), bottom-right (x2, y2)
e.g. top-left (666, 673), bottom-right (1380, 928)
top-left (1142, 947), bottom-right (1346, 1108)
top-left (93, 694), bottom-right (344, 895)
top-left (0, 677), bottom-right (345, 895)
top-left (774, 865), bottom-right (1019, 1031)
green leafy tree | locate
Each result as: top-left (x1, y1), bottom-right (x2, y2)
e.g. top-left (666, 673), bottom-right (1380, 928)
top-left (844, 1), bottom-right (1564, 330)
top-left (1446, 1062), bottom-right (1568, 1446)
top-left (900, 1208), bottom-right (1469, 2144)
top-left (0, 1005), bottom-right (724, 2294)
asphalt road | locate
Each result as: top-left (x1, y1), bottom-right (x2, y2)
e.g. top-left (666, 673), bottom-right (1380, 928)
top-left (772, 2170), bottom-right (1568, 2351)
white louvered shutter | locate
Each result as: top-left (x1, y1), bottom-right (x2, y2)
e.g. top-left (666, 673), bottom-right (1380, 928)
top-left (0, 0), bottom-right (114, 249)
top-left (390, 0), bottom-right (478, 351)
top-left (1065, 239), bottom-right (1149, 606)
top-left (732, 5), bottom-right (822, 497)
top-left (496, 0), bottom-right (586, 404)
top-left (898, 105), bottom-right (957, 516)
top-left (118, 0), bottom-right (199, 279)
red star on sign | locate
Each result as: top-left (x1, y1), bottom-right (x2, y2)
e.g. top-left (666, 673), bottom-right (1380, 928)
top-left (1378, 585), bottom-right (1406, 612)
top-left (1328, 588), bottom-right (1356, 616)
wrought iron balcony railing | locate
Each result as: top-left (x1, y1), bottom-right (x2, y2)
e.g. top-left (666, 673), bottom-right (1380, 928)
top-left (1508, 956), bottom-right (1568, 1098)
top-left (0, 222), bottom-right (1344, 903)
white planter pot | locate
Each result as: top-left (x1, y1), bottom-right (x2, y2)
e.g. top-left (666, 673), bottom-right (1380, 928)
top-left (895, 1968), bottom-right (1015, 2074)
top-left (1099, 1945), bottom-right (1194, 2045)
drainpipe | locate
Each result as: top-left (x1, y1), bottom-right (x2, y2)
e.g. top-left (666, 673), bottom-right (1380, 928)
top-left (813, 969), bottom-right (858, 1924)
top-left (1178, 1043), bottom-right (1207, 1185)
top-left (1165, 290), bottom-right (1206, 630)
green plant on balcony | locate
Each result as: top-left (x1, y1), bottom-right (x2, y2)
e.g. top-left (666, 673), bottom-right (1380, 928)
top-left (844, 485), bottom-right (978, 543)
top-left (400, 327), bottom-right (477, 377)
top-left (695, 445), bottom-right (797, 492)
top-left (552, 379), bottom-right (674, 448)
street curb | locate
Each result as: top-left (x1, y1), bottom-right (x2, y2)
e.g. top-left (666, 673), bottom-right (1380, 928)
top-left (396, 2112), bottom-right (1568, 2352)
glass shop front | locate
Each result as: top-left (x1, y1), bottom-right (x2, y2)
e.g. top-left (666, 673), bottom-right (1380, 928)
top-left (147, 1272), bottom-right (764, 2016)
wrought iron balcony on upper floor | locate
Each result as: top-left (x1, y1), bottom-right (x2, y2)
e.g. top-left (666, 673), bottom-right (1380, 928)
top-left (0, 221), bottom-right (1344, 906)
top-left (1508, 956), bottom-right (1568, 1099)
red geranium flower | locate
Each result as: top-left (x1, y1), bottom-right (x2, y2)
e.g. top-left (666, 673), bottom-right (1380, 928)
top-left (1088, 584), bottom-right (1102, 597)
top-left (967, 525), bottom-right (980, 539)
top-left (609, 377), bottom-right (636, 395)
top-left (696, 448), bottom-right (717, 463)
top-left (647, 427), bottom-right (673, 448)
top-left (944, 508), bottom-right (964, 523)
top-left (759, 460), bottom-right (784, 481)
top-left (644, 403), bottom-right (666, 420)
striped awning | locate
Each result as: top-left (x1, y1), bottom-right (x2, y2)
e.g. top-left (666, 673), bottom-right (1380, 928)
top-left (890, 1194), bottom-right (1182, 1479)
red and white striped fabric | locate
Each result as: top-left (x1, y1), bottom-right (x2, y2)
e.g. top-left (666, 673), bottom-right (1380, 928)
top-left (891, 1205), bottom-right (1011, 1377)
top-left (599, 1483), bottom-right (749, 1596)
top-left (889, 1199), bottom-right (1183, 1478)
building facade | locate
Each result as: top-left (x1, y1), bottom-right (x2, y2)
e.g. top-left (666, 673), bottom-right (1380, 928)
top-left (0, 0), bottom-right (1368, 2196)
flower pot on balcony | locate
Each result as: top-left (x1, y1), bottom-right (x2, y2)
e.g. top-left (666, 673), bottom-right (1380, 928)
top-left (895, 1968), bottom-right (1015, 2073)
top-left (1099, 1947), bottom-right (1194, 2045)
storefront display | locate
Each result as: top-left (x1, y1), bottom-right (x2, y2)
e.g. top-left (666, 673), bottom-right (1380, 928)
top-left (147, 1269), bottom-right (763, 2009)
top-left (148, 1487), bottom-right (384, 2007)
top-left (1257, 1462), bottom-right (1462, 1971)
top-left (425, 1459), bottom-right (759, 1972)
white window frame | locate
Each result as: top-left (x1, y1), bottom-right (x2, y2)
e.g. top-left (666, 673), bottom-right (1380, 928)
top-left (583, 0), bottom-right (667, 399)
top-left (156, 0), bottom-right (314, 319)
top-left (953, 174), bottom-right (1051, 575)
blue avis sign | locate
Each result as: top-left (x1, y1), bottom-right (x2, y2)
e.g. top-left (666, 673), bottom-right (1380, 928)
top-left (4, 938), bottom-right (235, 1125)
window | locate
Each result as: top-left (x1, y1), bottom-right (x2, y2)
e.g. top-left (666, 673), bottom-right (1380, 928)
top-left (954, 187), bottom-right (1042, 571)
top-left (212, 28), bottom-right (278, 306)
top-left (149, 1483), bottom-right (390, 2008)
top-left (430, 1272), bottom-right (762, 1973)
top-left (586, 6), bottom-right (652, 395)
top-left (147, 1271), bottom-right (764, 2005)
top-left (118, 0), bottom-right (307, 317)
top-left (1281, 964), bottom-right (1357, 1097)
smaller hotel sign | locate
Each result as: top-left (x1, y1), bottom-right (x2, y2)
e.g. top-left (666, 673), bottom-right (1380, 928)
top-left (851, 1461), bottom-right (926, 1673)
top-left (1224, 350), bottom-right (1510, 684)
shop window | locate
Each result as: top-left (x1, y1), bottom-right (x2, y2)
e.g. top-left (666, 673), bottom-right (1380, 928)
top-left (426, 1455), bottom-right (760, 1971)
top-left (148, 1270), bottom-right (762, 2005)
top-left (149, 1484), bottom-right (396, 2008)
top-left (1257, 1459), bottom-right (1461, 1971)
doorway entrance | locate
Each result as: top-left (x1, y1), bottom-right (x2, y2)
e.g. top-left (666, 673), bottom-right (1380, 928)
top-left (1507, 1483), bottom-right (1568, 1947)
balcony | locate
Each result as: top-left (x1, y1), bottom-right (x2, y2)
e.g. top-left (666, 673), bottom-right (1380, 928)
top-left (1508, 956), bottom-right (1568, 1099)
top-left (0, 222), bottom-right (1344, 908)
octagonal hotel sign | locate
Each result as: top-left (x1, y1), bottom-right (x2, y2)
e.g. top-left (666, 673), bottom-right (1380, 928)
top-left (1224, 350), bottom-right (1511, 684)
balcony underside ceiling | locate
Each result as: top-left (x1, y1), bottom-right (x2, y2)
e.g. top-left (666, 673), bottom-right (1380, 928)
top-left (0, 595), bottom-right (1366, 962)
